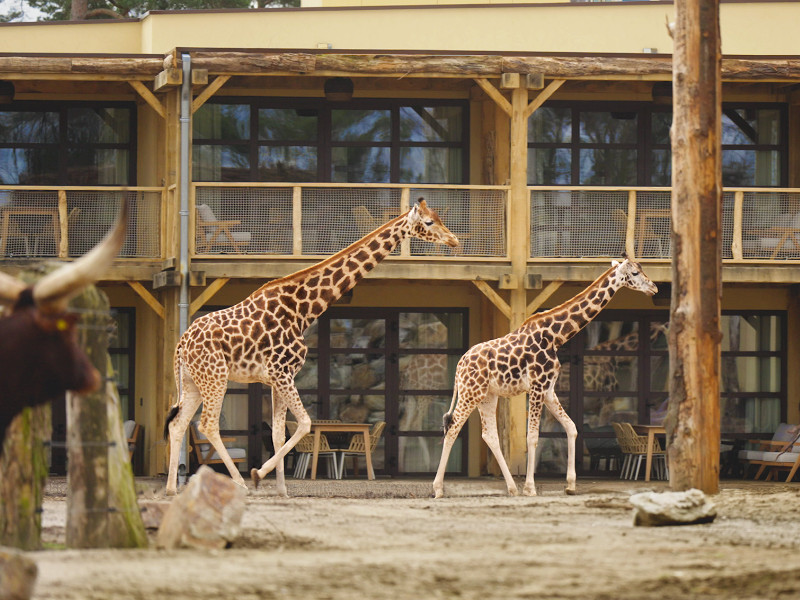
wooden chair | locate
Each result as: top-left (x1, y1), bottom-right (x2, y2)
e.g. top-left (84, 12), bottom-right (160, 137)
top-left (738, 423), bottom-right (800, 481)
top-left (123, 419), bottom-right (140, 461)
top-left (286, 420), bottom-right (339, 479)
top-left (337, 421), bottom-right (385, 479)
top-left (195, 203), bottom-right (252, 253)
top-left (189, 420), bottom-right (247, 470)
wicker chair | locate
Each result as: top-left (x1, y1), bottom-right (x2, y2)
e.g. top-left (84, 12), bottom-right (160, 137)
top-left (615, 422), bottom-right (667, 481)
top-left (337, 421), bottom-right (386, 479)
top-left (286, 420), bottom-right (340, 479)
top-left (189, 420), bottom-right (247, 471)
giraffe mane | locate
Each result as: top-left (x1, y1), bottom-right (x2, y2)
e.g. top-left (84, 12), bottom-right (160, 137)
top-left (522, 264), bottom-right (617, 326)
top-left (253, 210), bottom-right (412, 294)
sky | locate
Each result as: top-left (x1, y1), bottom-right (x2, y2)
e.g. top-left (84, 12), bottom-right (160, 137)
top-left (1, 0), bottom-right (46, 20)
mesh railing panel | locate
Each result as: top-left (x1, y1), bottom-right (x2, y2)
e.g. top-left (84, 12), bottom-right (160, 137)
top-left (721, 192), bottom-right (735, 259)
top-left (635, 191), bottom-right (671, 259)
top-left (301, 187), bottom-right (403, 255)
top-left (742, 191), bottom-right (800, 260)
top-left (0, 189), bottom-right (160, 259)
top-left (530, 190), bottom-right (628, 258)
top-left (195, 186), bottom-right (293, 255)
top-left (409, 188), bottom-right (506, 257)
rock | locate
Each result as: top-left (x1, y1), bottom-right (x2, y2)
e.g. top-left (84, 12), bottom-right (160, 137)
top-left (630, 488), bottom-right (717, 527)
top-left (156, 466), bottom-right (246, 550)
top-left (139, 501), bottom-right (171, 530)
top-left (0, 548), bottom-right (38, 600)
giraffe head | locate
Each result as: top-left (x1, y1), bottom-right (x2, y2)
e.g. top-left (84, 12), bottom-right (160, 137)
top-left (407, 198), bottom-right (460, 248)
top-left (612, 256), bottom-right (658, 296)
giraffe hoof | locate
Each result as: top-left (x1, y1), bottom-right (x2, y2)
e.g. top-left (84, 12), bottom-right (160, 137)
top-left (522, 487), bottom-right (536, 497)
top-left (250, 468), bottom-right (261, 489)
top-left (508, 486), bottom-right (520, 497)
top-left (565, 487), bottom-right (577, 496)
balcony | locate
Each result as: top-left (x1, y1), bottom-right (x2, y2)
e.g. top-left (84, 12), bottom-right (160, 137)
top-left (0, 186), bottom-right (163, 261)
top-left (3, 183), bottom-right (800, 285)
top-left (530, 187), bottom-right (800, 262)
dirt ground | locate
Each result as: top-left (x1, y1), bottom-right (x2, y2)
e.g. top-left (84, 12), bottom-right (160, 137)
top-left (29, 476), bottom-right (800, 600)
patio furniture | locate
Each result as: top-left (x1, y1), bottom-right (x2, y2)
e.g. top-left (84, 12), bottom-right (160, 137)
top-left (613, 422), bottom-right (667, 481)
top-left (584, 424), bottom-right (622, 472)
top-left (738, 423), bottom-right (800, 481)
top-left (189, 420), bottom-right (247, 471)
top-left (196, 203), bottom-right (252, 253)
top-left (337, 421), bottom-right (385, 479)
top-left (286, 420), bottom-right (340, 479)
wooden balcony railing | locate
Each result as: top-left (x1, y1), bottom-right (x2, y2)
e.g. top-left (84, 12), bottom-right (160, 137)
top-left (0, 186), bottom-right (164, 260)
top-left (191, 183), bottom-right (509, 259)
top-left (530, 187), bottom-right (800, 262)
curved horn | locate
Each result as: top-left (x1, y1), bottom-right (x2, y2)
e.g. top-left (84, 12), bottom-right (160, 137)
top-left (0, 271), bottom-right (27, 307)
top-left (33, 196), bottom-right (129, 312)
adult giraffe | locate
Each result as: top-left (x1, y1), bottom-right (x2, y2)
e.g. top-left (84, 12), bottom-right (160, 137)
top-left (433, 257), bottom-right (657, 499)
top-left (165, 199), bottom-right (458, 496)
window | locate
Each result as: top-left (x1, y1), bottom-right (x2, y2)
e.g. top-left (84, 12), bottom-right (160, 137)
top-left (193, 100), bottom-right (468, 184)
top-left (537, 311), bottom-right (785, 475)
top-left (528, 103), bottom-right (787, 187)
top-left (109, 308), bottom-right (136, 421)
top-left (0, 103), bottom-right (135, 185)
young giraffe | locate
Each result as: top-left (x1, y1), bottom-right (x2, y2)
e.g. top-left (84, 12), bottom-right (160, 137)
top-left (432, 257), bottom-right (657, 498)
top-left (165, 199), bottom-right (459, 496)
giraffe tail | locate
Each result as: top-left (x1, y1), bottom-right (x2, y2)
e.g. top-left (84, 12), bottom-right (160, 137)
top-left (442, 384), bottom-right (459, 436)
top-left (163, 404), bottom-right (180, 440)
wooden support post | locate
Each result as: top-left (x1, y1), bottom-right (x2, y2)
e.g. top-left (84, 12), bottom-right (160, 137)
top-left (189, 277), bottom-right (230, 316)
top-left (667, 0), bottom-right (722, 494)
top-left (66, 286), bottom-right (146, 548)
top-left (0, 405), bottom-right (50, 550)
top-left (499, 84), bottom-right (532, 475)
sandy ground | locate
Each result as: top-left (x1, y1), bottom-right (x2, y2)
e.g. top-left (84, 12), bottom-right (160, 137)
top-left (29, 476), bottom-right (800, 600)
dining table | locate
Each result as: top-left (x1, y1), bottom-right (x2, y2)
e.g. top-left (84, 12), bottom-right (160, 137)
top-left (310, 422), bottom-right (373, 480)
top-left (633, 423), bottom-right (666, 482)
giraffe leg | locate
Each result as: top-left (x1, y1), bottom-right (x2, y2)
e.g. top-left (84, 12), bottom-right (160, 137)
top-left (543, 386), bottom-right (578, 495)
top-left (269, 389), bottom-right (288, 497)
top-left (251, 379), bottom-right (310, 484)
top-left (432, 386), bottom-right (478, 499)
top-left (197, 396), bottom-right (248, 489)
top-left (523, 392), bottom-right (544, 496)
top-left (165, 377), bottom-right (202, 496)
top-left (477, 394), bottom-right (519, 496)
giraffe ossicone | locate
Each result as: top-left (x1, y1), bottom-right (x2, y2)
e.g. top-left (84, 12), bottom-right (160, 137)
top-left (432, 257), bottom-right (657, 499)
top-left (164, 198), bottom-right (458, 496)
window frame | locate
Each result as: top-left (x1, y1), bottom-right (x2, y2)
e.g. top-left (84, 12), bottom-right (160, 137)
top-left (528, 101), bottom-right (788, 187)
top-left (0, 100), bottom-right (137, 185)
top-left (192, 97), bottom-right (470, 184)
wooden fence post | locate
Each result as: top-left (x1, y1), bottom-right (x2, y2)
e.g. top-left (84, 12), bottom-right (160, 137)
top-left (667, 0), bottom-right (722, 494)
top-left (0, 405), bottom-right (51, 550)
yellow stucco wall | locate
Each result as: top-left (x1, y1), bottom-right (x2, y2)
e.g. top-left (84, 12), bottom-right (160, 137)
top-left (1, 3), bottom-right (799, 56)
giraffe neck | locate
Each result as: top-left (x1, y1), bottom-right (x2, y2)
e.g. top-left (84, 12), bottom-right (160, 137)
top-left (527, 266), bottom-right (622, 346)
top-left (255, 211), bottom-right (414, 330)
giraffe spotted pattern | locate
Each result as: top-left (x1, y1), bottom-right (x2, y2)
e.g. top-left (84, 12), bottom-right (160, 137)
top-left (164, 199), bottom-right (458, 496)
top-left (433, 258), bottom-right (657, 498)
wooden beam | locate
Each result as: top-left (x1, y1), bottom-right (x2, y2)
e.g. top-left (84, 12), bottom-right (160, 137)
top-left (472, 280), bottom-right (511, 321)
top-left (128, 80), bottom-right (166, 119)
top-left (668, 0), bottom-right (722, 495)
top-left (473, 78), bottom-right (512, 117)
top-left (127, 281), bottom-right (165, 320)
top-left (153, 68), bottom-right (182, 92)
top-left (524, 78), bottom-right (565, 120)
top-left (191, 75), bottom-right (231, 114)
top-left (189, 277), bottom-right (230, 316)
top-left (526, 281), bottom-right (563, 315)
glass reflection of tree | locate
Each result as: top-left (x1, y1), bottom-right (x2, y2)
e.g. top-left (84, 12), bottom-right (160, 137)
top-left (0, 111), bottom-right (59, 184)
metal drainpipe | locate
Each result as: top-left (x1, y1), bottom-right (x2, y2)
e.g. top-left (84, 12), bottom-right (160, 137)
top-left (179, 53), bottom-right (191, 336)
top-left (177, 53), bottom-right (191, 484)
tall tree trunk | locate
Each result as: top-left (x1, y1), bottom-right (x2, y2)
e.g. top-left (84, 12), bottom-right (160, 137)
top-left (667, 0), bottom-right (722, 494)
top-left (70, 0), bottom-right (87, 20)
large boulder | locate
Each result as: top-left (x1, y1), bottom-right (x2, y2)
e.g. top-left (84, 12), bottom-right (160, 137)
top-left (0, 548), bottom-right (37, 600)
top-left (156, 466), bottom-right (246, 549)
top-left (630, 488), bottom-right (717, 527)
